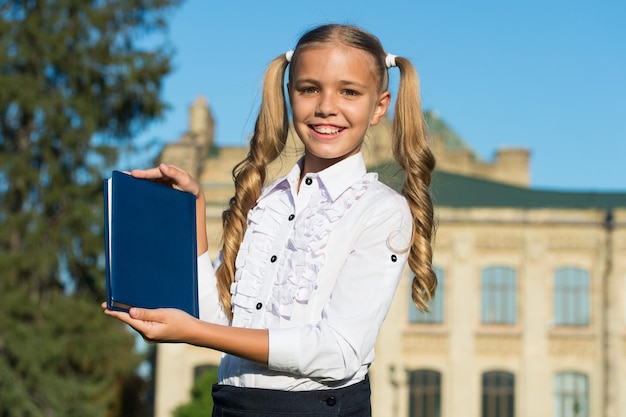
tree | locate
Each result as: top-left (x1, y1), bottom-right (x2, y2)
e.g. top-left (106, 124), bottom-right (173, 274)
top-left (172, 367), bottom-right (218, 417)
top-left (0, 0), bottom-right (182, 415)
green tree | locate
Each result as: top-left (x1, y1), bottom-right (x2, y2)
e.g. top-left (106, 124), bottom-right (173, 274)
top-left (173, 367), bottom-right (218, 417)
top-left (0, 0), bottom-right (182, 416)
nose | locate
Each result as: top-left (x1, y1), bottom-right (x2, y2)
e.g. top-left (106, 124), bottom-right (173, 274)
top-left (315, 91), bottom-right (337, 117)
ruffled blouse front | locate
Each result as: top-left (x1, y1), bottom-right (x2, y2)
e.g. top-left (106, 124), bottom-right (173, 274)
top-left (230, 162), bottom-right (372, 330)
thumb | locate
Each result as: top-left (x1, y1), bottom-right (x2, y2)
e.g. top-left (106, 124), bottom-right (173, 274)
top-left (159, 163), bottom-right (171, 176)
top-left (129, 307), bottom-right (148, 320)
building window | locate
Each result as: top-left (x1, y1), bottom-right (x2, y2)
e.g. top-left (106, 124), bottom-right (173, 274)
top-left (481, 267), bottom-right (517, 324)
top-left (409, 370), bottom-right (441, 417)
top-left (482, 371), bottom-right (515, 417)
top-left (409, 267), bottom-right (444, 323)
top-left (554, 372), bottom-right (588, 417)
top-left (554, 268), bottom-right (589, 326)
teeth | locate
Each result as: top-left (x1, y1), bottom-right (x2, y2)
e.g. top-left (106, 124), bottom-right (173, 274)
top-left (314, 126), bottom-right (340, 134)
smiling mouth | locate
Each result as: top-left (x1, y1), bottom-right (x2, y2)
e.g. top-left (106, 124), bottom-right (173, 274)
top-left (311, 125), bottom-right (344, 135)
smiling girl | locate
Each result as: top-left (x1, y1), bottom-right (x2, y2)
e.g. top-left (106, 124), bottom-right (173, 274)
top-left (104, 23), bottom-right (436, 416)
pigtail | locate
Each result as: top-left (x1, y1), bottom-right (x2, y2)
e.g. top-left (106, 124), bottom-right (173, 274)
top-left (216, 55), bottom-right (290, 319)
top-left (392, 56), bottom-right (437, 311)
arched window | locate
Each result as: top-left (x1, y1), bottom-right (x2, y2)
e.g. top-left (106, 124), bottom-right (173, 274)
top-left (554, 372), bottom-right (588, 417)
top-left (409, 266), bottom-right (444, 323)
top-left (482, 371), bottom-right (515, 417)
top-left (554, 267), bottom-right (589, 326)
top-left (481, 267), bottom-right (517, 324)
top-left (408, 369), bottom-right (441, 417)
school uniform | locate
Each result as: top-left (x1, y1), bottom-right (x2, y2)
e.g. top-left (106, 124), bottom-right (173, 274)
top-left (197, 152), bottom-right (412, 416)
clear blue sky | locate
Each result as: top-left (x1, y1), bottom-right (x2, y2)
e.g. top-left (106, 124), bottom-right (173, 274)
top-left (133, 0), bottom-right (626, 192)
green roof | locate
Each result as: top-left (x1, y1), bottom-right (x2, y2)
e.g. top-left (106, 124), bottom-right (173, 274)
top-left (424, 110), bottom-right (477, 157)
top-left (376, 164), bottom-right (626, 210)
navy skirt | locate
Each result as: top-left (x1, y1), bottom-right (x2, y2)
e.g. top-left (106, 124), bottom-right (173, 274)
top-left (211, 376), bottom-right (371, 416)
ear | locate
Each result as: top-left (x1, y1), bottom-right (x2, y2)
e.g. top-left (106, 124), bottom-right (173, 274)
top-left (369, 91), bottom-right (391, 126)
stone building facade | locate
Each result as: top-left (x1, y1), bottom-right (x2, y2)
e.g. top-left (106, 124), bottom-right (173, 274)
top-left (152, 96), bottom-right (626, 417)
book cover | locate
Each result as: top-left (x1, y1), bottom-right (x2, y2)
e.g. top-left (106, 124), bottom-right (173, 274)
top-left (104, 170), bottom-right (199, 318)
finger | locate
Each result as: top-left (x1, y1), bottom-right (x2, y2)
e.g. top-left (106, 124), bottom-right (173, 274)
top-left (103, 307), bottom-right (131, 321)
top-left (104, 308), bottom-right (157, 337)
top-left (130, 166), bottom-right (169, 181)
top-left (129, 307), bottom-right (172, 325)
top-left (129, 307), bottom-right (153, 321)
top-left (159, 164), bottom-right (200, 196)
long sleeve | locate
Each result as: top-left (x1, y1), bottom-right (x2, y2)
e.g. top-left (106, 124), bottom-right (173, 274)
top-left (197, 251), bottom-right (229, 325)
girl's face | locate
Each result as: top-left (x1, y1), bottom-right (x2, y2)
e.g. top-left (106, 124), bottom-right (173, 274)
top-left (288, 44), bottom-right (391, 174)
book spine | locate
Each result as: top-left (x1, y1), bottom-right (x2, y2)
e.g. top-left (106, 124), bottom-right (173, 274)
top-left (103, 178), bottom-right (113, 310)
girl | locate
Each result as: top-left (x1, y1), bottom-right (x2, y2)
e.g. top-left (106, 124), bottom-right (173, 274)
top-left (104, 23), bottom-right (436, 416)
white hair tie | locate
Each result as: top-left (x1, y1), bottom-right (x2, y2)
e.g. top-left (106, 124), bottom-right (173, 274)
top-left (285, 50), bottom-right (294, 63)
top-left (385, 53), bottom-right (398, 68)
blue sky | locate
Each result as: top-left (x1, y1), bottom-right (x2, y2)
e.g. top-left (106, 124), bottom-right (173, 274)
top-left (133, 0), bottom-right (625, 191)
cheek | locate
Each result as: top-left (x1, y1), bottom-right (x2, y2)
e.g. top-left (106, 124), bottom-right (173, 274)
top-left (343, 101), bottom-right (367, 117)
top-left (290, 99), bottom-right (312, 121)
top-left (347, 103), bottom-right (377, 126)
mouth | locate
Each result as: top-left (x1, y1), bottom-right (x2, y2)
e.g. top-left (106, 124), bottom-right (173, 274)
top-left (310, 125), bottom-right (345, 136)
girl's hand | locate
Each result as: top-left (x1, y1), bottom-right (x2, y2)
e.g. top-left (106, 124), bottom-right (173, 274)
top-left (102, 302), bottom-right (196, 344)
top-left (130, 164), bottom-right (202, 198)
top-left (102, 302), bottom-right (270, 364)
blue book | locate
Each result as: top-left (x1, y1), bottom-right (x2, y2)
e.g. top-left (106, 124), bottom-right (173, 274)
top-left (104, 170), bottom-right (199, 318)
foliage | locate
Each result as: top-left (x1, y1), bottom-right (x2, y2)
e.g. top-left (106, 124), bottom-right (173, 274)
top-left (172, 367), bottom-right (218, 417)
top-left (0, 0), bottom-right (182, 415)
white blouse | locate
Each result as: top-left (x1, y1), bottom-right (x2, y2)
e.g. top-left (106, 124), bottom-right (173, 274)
top-left (197, 153), bottom-right (412, 390)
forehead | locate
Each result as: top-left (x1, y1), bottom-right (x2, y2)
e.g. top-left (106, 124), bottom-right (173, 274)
top-left (290, 44), bottom-right (380, 85)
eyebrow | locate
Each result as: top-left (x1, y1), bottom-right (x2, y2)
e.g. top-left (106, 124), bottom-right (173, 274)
top-left (294, 78), bottom-right (368, 89)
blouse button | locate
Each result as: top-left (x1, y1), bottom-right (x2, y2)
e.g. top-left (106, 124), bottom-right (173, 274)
top-left (304, 177), bottom-right (313, 185)
top-left (270, 255), bottom-right (278, 263)
top-left (288, 214), bottom-right (295, 221)
top-left (256, 302), bottom-right (263, 310)
top-left (391, 254), bottom-right (398, 262)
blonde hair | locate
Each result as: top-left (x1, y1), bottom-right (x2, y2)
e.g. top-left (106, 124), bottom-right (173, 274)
top-left (216, 24), bottom-right (436, 318)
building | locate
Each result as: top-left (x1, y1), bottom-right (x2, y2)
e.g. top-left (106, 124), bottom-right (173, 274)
top-left (153, 96), bottom-right (626, 417)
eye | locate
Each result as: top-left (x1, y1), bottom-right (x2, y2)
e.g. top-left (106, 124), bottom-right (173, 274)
top-left (299, 86), bottom-right (319, 95)
top-left (342, 89), bottom-right (360, 97)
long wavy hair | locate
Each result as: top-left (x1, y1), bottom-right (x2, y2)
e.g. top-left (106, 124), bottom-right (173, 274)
top-left (215, 24), bottom-right (437, 318)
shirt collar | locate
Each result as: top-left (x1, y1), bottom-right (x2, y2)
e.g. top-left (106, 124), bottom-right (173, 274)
top-left (315, 153), bottom-right (367, 201)
top-left (262, 153), bottom-right (368, 202)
